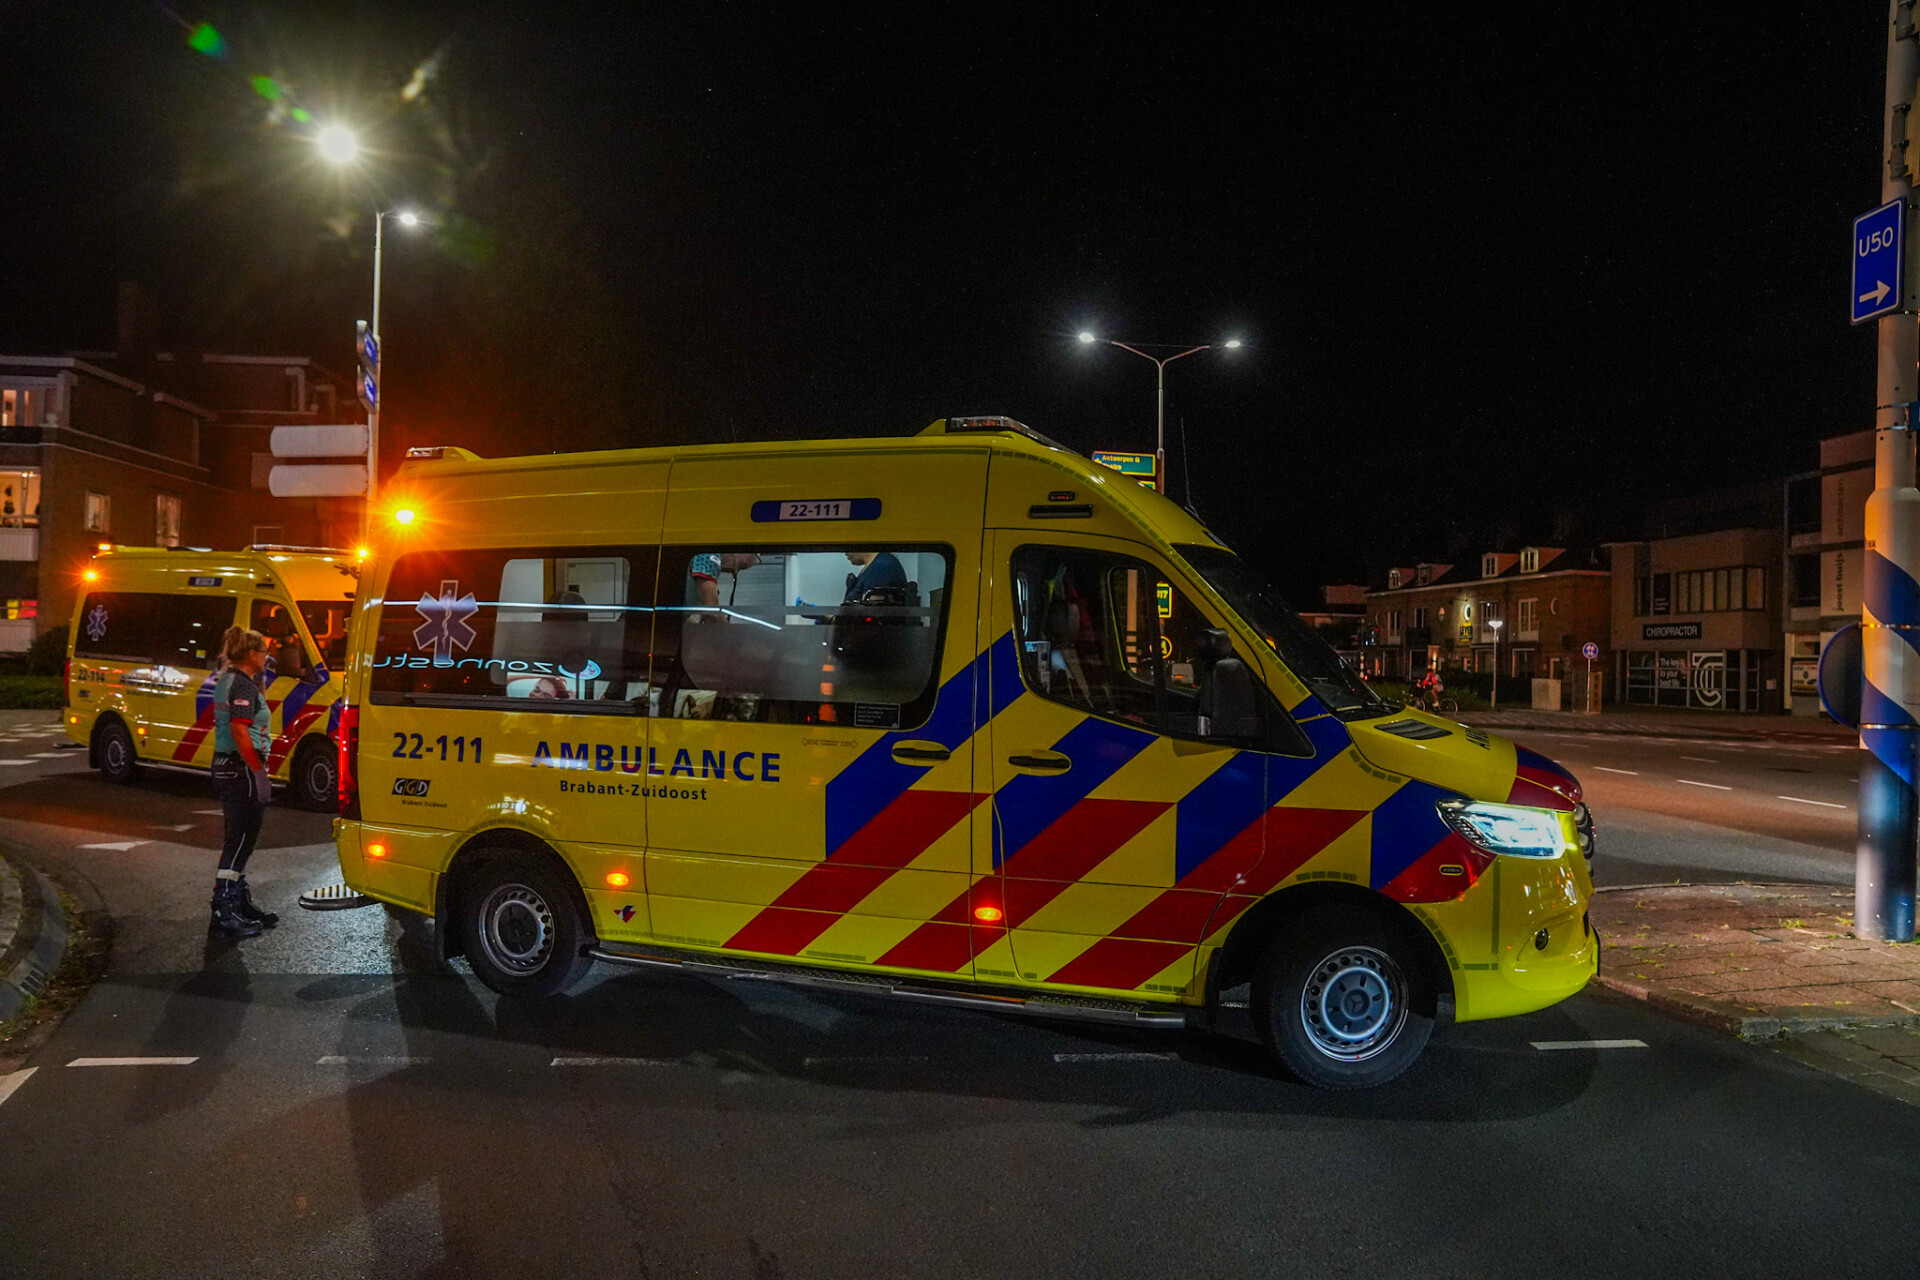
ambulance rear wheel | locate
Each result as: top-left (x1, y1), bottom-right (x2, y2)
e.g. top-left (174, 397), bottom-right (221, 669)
top-left (95, 718), bottom-right (142, 786)
top-left (1251, 906), bottom-right (1432, 1089)
top-left (290, 739), bottom-right (337, 811)
top-left (460, 855), bottom-right (591, 999)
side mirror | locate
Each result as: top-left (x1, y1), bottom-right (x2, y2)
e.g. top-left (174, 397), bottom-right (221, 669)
top-left (1197, 629), bottom-right (1262, 739)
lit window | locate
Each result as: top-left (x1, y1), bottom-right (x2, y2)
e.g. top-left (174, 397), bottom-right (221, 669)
top-left (0, 388), bottom-right (40, 428)
top-left (154, 495), bottom-right (181, 548)
top-left (1520, 549), bottom-right (1538, 573)
top-left (0, 469), bottom-right (41, 529)
top-left (84, 491), bottom-right (110, 535)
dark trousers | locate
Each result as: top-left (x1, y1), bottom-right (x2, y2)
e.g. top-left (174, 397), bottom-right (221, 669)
top-left (211, 753), bottom-right (266, 875)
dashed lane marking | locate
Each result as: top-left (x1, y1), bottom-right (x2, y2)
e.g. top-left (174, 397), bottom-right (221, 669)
top-left (78, 841), bottom-right (148, 851)
top-left (1530, 1039), bottom-right (1648, 1051)
top-left (193, 809), bottom-right (222, 815)
top-left (1594, 767), bottom-right (1639, 775)
top-left (0, 1067), bottom-right (36, 1108)
top-left (1778, 795), bottom-right (1849, 809)
top-left (1052, 1052), bottom-right (1178, 1063)
top-left (550, 1056), bottom-right (678, 1067)
top-left (1679, 756), bottom-right (1720, 763)
top-left (1676, 779), bottom-right (1733, 791)
top-left (67, 1057), bottom-right (198, 1067)
top-left (27, 753), bottom-right (67, 760)
top-left (0, 761), bottom-right (33, 767)
top-left (317, 1056), bottom-right (431, 1066)
top-left (149, 824), bottom-right (195, 832)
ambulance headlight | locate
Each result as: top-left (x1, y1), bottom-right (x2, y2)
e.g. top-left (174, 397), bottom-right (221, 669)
top-left (1437, 800), bottom-right (1570, 859)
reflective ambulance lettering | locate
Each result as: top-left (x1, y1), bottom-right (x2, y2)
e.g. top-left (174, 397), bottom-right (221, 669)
top-left (530, 741), bottom-right (781, 779)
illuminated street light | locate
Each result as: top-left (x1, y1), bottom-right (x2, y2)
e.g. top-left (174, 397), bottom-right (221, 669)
top-left (315, 124), bottom-right (359, 165)
top-left (1076, 331), bottom-right (1244, 493)
top-left (397, 211), bottom-right (419, 228)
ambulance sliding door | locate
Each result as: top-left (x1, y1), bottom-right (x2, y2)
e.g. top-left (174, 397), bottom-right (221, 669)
top-left (980, 533), bottom-right (1263, 998)
top-left (643, 449), bottom-right (987, 975)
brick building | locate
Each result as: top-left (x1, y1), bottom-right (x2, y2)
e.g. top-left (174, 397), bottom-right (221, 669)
top-left (1362, 545), bottom-right (1612, 703)
top-left (0, 291), bottom-right (359, 649)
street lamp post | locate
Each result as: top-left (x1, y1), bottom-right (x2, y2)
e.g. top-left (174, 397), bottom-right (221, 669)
top-left (1488, 617), bottom-right (1504, 711)
top-left (366, 208), bottom-right (419, 522)
top-left (1077, 333), bottom-right (1242, 493)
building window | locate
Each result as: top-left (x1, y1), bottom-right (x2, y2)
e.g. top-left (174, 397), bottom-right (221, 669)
top-left (1669, 566), bottom-right (1768, 614)
top-left (1517, 597), bottom-right (1538, 638)
top-left (0, 388), bottom-right (40, 428)
top-left (1520, 548), bottom-right (1539, 573)
top-left (0, 469), bottom-right (40, 529)
top-left (1413, 606), bottom-right (1427, 629)
top-left (1388, 570), bottom-right (1402, 589)
top-left (154, 495), bottom-right (181, 548)
top-left (1482, 553), bottom-right (1498, 578)
top-left (84, 492), bottom-right (110, 535)
top-left (1789, 555), bottom-right (1818, 608)
top-left (1416, 566), bottom-right (1431, 585)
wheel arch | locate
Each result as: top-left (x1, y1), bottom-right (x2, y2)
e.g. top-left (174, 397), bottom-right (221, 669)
top-left (1209, 881), bottom-right (1455, 1018)
top-left (87, 710), bottom-right (129, 769)
top-left (433, 828), bottom-right (597, 962)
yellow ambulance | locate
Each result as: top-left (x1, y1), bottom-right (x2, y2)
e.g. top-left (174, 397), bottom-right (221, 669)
top-left (64, 546), bottom-right (358, 808)
top-left (329, 420), bottom-right (1596, 1087)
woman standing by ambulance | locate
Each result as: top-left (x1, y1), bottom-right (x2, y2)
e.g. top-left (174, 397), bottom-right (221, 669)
top-left (208, 626), bottom-right (278, 937)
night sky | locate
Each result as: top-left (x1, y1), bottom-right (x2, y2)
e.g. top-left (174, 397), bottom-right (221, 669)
top-left (0, 3), bottom-right (1892, 599)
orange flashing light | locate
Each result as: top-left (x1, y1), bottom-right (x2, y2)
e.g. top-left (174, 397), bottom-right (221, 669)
top-left (606, 871), bottom-right (631, 888)
top-left (83, 569), bottom-right (98, 582)
top-left (96, 542), bottom-right (112, 553)
top-left (366, 842), bottom-right (388, 859)
top-left (973, 905), bottom-right (1004, 923)
top-left (355, 546), bottom-right (372, 560)
top-left (392, 507), bottom-right (417, 526)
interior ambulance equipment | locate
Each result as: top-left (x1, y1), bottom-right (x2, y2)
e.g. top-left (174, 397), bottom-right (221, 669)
top-left (65, 546), bottom-right (357, 809)
top-left (325, 420), bottom-right (1597, 1087)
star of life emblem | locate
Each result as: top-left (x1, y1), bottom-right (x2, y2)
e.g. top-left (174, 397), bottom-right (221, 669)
top-left (413, 579), bottom-right (479, 666)
top-left (85, 604), bottom-right (109, 643)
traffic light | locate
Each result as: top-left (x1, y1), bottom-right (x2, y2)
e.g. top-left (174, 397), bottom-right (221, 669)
top-left (355, 320), bottom-right (379, 415)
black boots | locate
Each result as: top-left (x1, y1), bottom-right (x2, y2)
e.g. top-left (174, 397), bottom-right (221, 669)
top-left (235, 875), bottom-right (279, 928)
top-left (209, 880), bottom-right (263, 938)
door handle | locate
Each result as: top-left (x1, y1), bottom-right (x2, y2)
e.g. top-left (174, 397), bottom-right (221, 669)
top-left (1006, 750), bottom-right (1071, 774)
top-left (891, 740), bottom-right (951, 765)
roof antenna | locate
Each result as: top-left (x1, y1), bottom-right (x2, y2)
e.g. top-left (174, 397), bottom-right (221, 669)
top-left (1178, 414), bottom-right (1201, 517)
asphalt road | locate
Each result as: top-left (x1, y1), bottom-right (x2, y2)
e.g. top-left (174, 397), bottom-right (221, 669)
top-left (2, 715), bottom-right (1917, 1279)
top-left (1507, 728), bottom-right (1859, 887)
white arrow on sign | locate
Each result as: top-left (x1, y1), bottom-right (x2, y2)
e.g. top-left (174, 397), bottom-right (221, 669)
top-left (1860, 280), bottom-right (1892, 306)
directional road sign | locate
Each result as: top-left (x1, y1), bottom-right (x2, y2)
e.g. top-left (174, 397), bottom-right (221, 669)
top-left (269, 463), bottom-right (367, 498)
top-left (270, 425), bottom-right (369, 458)
top-left (1581, 641), bottom-right (1599, 661)
top-left (1091, 450), bottom-right (1156, 478)
top-left (1853, 199), bottom-right (1906, 325)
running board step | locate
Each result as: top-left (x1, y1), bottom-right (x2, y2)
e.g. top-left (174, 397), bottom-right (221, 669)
top-left (298, 883), bottom-right (379, 912)
top-left (588, 944), bottom-right (1190, 1029)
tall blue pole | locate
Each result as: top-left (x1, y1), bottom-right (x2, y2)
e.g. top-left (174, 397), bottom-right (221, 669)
top-left (1859, 0), bottom-right (1920, 943)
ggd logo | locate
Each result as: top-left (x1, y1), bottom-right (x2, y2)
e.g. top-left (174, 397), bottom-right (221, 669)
top-left (392, 778), bottom-right (431, 797)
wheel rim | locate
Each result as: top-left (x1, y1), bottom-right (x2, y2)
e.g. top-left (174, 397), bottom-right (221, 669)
top-left (1299, 945), bottom-right (1407, 1062)
top-left (478, 882), bottom-right (555, 975)
top-left (304, 752), bottom-right (333, 803)
top-left (102, 730), bottom-right (128, 774)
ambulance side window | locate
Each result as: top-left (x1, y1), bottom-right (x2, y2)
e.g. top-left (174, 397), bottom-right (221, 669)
top-left (73, 592), bottom-right (233, 669)
top-left (250, 599), bottom-right (311, 682)
top-left (653, 545), bottom-right (950, 728)
top-left (1010, 545), bottom-right (1303, 748)
top-left (369, 546), bottom-right (659, 714)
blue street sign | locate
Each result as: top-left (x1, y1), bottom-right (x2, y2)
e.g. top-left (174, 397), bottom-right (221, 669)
top-left (1581, 641), bottom-right (1598, 661)
top-left (1853, 199), bottom-right (1906, 325)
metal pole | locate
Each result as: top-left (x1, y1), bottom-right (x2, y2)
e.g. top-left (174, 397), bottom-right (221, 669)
top-left (367, 211), bottom-right (383, 528)
top-left (1859, 0), bottom-right (1920, 942)
top-left (1155, 358), bottom-right (1166, 493)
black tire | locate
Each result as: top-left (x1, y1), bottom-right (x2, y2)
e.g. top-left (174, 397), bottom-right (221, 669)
top-left (95, 717), bottom-right (142, 786)
top-left (459, 854), bottom-right (593, 998)
top-left (290, 738), bottom-right (338, 811)
top-left (1251, 905), bottom-right (1433, 1089)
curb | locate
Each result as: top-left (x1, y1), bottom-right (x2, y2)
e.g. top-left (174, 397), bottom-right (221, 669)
top-left (1590, 971), bottom-right (1920, 1042)
top-left (0, 852), bottom-right (68, 1025)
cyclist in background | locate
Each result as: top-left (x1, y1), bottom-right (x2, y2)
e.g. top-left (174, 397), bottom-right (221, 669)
top-left (1415, 666), bottom-right (1444, 714)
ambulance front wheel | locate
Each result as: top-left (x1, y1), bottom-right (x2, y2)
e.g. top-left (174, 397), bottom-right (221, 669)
top-left (94, 717), bottom-right (142, 786)
top-left (459, 854), bottom-right (592, 998)
top-left (1251, 906), bottom-right (1433, 1089)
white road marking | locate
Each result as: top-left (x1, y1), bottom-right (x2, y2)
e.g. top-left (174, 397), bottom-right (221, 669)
top-left (803, 1055), bottom-right (931, 1067)
top-left (1679, 756), bottom-right (1719, 763)
top-left (0, 1067), bottom-right (36, 1108)
top-left (27, 753), bottom-right (66, 760)
top-left (67, 1057), bottom-right (199, 1067)
top-left (149, 824), bottom-right (195, 832)
top-left (1051, 1051), bottom-right (1178, 1063)
top-left (0, 761), bottom-right (33, 767)
top-left (1778, 795), bottom-right (1849, 809)
top-left (193, 809), bottom-right (223, 815)
top-left (316, 1055), bottom-right (430, 1066)
top-left (1594, 766), bottom-right (1639, 775)
top-left (1675, 779), bottom-right (1732, 790)
top-left (549, 1056), bottom-right (678, 1067)
top-left (77, 841), bottom-right (147, 851)
top-left (1531, 1039), bottom-right (1648, 1051)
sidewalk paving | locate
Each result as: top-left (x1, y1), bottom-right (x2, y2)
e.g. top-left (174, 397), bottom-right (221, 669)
top-left (1460, 707), bottom-right (1855, 742)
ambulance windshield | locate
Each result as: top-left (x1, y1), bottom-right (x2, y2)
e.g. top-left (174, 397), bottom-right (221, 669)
top-left (1176, 545), bottom-right (1388, 720)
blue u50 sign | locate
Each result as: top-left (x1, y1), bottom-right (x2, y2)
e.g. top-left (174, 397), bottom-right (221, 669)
top-left (1853, 199), bottom-right (1906, 325)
